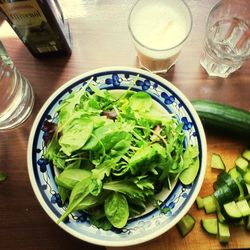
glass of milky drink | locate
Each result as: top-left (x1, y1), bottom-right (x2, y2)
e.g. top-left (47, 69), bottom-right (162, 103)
top-left (128, 0), bottom-right (192, 73)
top-left (200, 0), bottom-right (250, 78)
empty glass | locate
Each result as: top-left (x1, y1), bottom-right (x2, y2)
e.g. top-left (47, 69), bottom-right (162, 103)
top-left (0, 42), bottom-right (34, 130)
top-left (200, 0), bottom-right (250, 78)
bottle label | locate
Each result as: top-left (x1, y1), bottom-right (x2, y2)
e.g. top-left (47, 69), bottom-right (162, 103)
top-left (0, 0), bottom-right (61, 53)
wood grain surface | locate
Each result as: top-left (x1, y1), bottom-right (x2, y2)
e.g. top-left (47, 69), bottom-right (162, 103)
top-left (0, 1), bottom-right (249, 250)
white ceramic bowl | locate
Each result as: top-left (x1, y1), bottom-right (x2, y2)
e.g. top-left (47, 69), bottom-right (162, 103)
top-left (27, 67), bottom-right (207, 247)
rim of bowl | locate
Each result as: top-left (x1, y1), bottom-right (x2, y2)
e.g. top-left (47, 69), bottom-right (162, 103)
top-left (27, 66), bottom-right (207, 247)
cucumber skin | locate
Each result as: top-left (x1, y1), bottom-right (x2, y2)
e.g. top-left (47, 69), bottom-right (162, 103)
top-left (191, 100), bottom-right (250, 135)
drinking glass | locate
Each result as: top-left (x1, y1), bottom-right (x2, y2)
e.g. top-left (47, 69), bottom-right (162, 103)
top-left (200, 0), bottom-right (250, 78)
top-left (128, 0), bottom-right (192, 73)
top-left (0, 42), bottom-right (34, 130)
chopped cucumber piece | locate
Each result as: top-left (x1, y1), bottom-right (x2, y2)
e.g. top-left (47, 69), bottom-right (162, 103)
top-left (217, 210), bottom-right (226, 224)
top-left (235, 157), bottom-right (249, 173)
top-left (201, 218), bottom-right (218, 235)
top-left (203, 195), bottom-right (217, 213)
top-left (196, 196), bottom-right (204, 209)
top-left (211, 153), bottom-right (225, 170)
top-left (177, 213), bottom-right (196, 237)
top-left (216, 171), bottom-right (240, 198)
top-left (218, 222), bottom-right (230, 244)
top-left (223, 201), bottom-right (242, 219)
top-left (242, 149), bottom-right (250, 161)
top-left (236, 199), bottom-right (250, 217)
top-left (237, 175), bottom-right (248, 196)
top-left (213, 184), bottom-right (234, 207)
top-left (245, 215), bottom-right (250, 231)
top-left (245, 183), bottom-right (250, 199)
top-left (234, 219), bottom-right (244, 226)
top-left (244, 171), bottom-right (250, 185)
top-left (228, 167), bottom-right (245, 200)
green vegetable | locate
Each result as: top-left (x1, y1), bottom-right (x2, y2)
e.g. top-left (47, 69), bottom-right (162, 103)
top-left (191, 99), bottom-right (250, 135)
top-left (211, 153), bottom-right (225, 170)
top-left (196, 195), bottom-right (204, 209)
top-left (223, 201), bottom-right (242, 219)
top-left (104, 192), bottom-right (129, 228)
top-left (214, 171), bottom-right (240, 199)
top-left (242, 149), bottom-right (250, 161)
top-left (236, 199), bottom-right (250, 217)
top-left (55, 169), bottom-right (91, 189)
top-left (43, 81), bottom-right (199, 229)
top-left (0, 171), bottom-right (7, 182)
top-left (235, 157), bottom-right (249, 173)
top-left (198, 150), bottom-right (250, 244)
top-left (244, 171), bottom-right (250, 184)
top-left (177, 213), bottom-right (196, 237)
top-left (201, 218), bottom-right (218, 235)
top-left (203, 195), bottom-right (218, 213)
top-left (218, 222), bottom-right (230, 243)
top-left (246, 214), bottom-right (250, 231)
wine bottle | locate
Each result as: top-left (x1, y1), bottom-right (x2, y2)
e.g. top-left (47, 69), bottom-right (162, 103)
top-left (0, 0), bottom-right (72, 57)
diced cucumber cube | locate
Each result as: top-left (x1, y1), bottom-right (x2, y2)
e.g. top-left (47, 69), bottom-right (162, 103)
top-left (242, 149), bottom-right (250, 161)
top-left (196, 196), bottom-right (204, 209)
top-left (203, 195), bottom-right (217, 213)
top-left (211, 153), bottom-right (225, 170)
top-left (177, 213), bottom-right (196, 237)
top-left (201, 218), bottom-right (218, 235)
top-left (235, 157), bottom-right (249, 172)
top-left (236, 199), bottom-right (250, 217)
top-left (223, 201), bottom-right (242, 219)
top-left (217, 210), bottom-right (226, 224)
top-left (244, 171), bottom-right (250, 185)
top-left (218, 222), bottom-right (230, 244)
top-left (245, 215), bottom-right (250, 231)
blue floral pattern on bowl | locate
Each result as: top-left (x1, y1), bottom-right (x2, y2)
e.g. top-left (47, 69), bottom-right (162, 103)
top-left (28, 67), bottom-right (207, 247)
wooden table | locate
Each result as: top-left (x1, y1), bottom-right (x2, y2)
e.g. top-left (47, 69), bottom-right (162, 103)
top-left (0, 0), bottom-right (249, 249)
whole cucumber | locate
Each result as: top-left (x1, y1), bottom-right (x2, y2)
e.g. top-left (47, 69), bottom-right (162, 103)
top-left (191, 99), bottom-right (250, 135)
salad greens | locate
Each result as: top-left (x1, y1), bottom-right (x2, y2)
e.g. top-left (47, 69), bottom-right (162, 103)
top-left (43, 80), bottom-right (199, 229)
top-left (0, 171), bottom-right (7, 182)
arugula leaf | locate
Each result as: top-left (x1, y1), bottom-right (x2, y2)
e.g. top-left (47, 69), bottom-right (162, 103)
top-left (92, 158), bottom-right (118, 180)
top-left (129, 143), bottom-right (166, 175)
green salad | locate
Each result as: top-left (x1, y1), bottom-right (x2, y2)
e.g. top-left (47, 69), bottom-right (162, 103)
top-left (43, 81), bottom-right (199, 230)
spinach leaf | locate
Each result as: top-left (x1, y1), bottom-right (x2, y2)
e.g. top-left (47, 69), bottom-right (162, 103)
top-left (59, 117), bottom-right (93, 156)
top-left (58, 186), bottom-right (70, 204)
top-left (104, 192), bottom-right (129, 228)
top-left (89, 207), bottom-right (113, 231)
top-left (55, 169), bottom-right (92, 190)
top-left (57, 175), bottom-right (97, 224)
